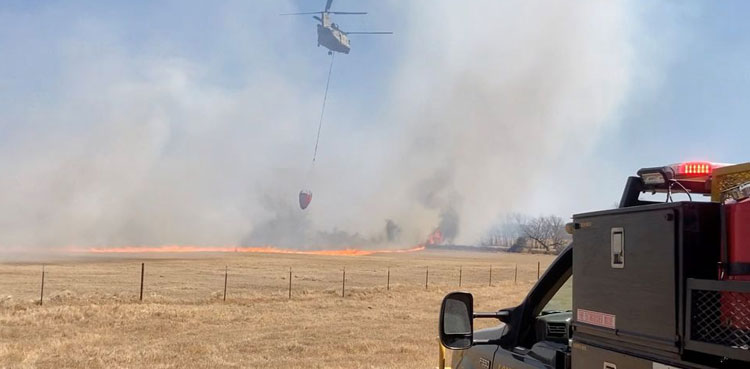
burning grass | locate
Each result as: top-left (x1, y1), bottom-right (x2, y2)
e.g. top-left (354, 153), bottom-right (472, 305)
top-left (0, 250), bottom-right (554, 368)
top-left (83, 245), bottom-right (426, 256)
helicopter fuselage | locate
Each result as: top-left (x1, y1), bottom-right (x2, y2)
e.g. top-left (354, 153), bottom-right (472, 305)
top-left (283, 0), bottom-right (390, 55)
top-left (317, 24), bottom-right (350, 54)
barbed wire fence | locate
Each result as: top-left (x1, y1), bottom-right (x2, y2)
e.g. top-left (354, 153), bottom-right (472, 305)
top-left (0, 259), bottom-right (551, 305)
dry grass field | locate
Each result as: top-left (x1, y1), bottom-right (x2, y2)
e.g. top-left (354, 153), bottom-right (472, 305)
top-left (0, 250), bottom-right (556, 369)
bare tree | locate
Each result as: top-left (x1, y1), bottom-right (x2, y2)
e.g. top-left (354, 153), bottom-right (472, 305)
top-left (516, 215), bottom-right (569, 254)
top-left (482, 213), bottom-right (571, 254)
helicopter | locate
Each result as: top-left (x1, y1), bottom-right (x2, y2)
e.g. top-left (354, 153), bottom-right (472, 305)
top-left (281, 0), bottom-right (392, 55)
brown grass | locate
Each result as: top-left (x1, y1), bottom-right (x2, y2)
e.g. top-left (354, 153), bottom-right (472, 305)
top-left (0, 250), bottom-right (555, 369)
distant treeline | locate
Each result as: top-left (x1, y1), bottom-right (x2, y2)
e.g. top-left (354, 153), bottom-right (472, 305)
top-left (479, 214), bottom-right (572, 255)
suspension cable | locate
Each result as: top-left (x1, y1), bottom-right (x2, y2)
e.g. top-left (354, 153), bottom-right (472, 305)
top-left (312, 53), bottom-right (335, 163)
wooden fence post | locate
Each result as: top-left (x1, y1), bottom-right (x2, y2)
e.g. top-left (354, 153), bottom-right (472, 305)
top-left (537, 261), bottom-right (540, 280)
top-left (489, 265), bottom-right (492, 287)
top-left (288, 267), bottom-right (292, 299)
top-left (39, 265), bottom-right (45, 306)
top-left (459, 266), bottom-right (462, 287)
top-left (139, 262), bottom-right (145, 302)
top-left (342, 267), bottom-right (346, 298)
top-left (223, 266), bottom-right (228, 302)
top-left (425, 266), bottom-right (429, 290)
top-left (387, 267), bottom-right (390, 291)
top-left (514, 264), bottom-right (518, 285)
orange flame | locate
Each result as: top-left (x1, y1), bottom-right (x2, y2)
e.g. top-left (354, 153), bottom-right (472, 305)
top-left (426, 229), bottom-right (444, 245)
top-left (82, 245), bottom-right (425, 256)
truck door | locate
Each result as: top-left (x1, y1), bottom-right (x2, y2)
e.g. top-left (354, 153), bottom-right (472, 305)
top-left (441, 247), bottom-right (572, 369)
top-left (492, 275), bottom-right (572, 369)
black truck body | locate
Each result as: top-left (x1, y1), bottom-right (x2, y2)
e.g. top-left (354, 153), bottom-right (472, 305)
top-left (572, 202), bottom-right (735, 369)
top-left (438, 163), bottom-right (750, 369)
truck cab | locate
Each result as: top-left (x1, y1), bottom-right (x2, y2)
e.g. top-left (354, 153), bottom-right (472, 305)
top-left (439, 162), bottom-right (750, 369)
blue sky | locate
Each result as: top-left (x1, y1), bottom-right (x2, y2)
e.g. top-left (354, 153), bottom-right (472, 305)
top-left (571, 1), bottom-right (750, 212)
top-left (3, 1), bottom-right (748, 149)
top-left (0, 1), bottom-right (749, 248)
top-left (605, 2), bottom-right (750, 165)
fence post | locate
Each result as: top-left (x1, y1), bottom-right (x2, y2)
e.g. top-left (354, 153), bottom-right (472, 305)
top-left (342, 267), bottom-right (346, 298)
top-left (387, 267), bottom-right (390, 291)
top-left (514, 264), bottom-right (518, 285)
top-left (537, 261), bottom-right (540, 280)
top-left (223, 266), bottom-right (228, 302)
top-left (425, 266), bottom-right (429, 290)
top-left (489, 265), bottom-right (492, 287)
top-left (139, 262), bottom-right (145, 302)
top-left (39, 265), bottom-right (45, 306)
top-left (459, 266), bottom-right (462, 287)
top-left (288, 267), bottom-right (292, 299)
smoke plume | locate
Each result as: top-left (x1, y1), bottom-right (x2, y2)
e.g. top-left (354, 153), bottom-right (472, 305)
top-left (0, 1), bottom-right (633, 252)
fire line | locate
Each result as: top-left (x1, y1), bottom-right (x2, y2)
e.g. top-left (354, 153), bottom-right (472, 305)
top-left (78, 245), bottom-right (425, 256)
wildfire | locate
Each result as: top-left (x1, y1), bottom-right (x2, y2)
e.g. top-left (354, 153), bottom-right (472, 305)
top-left (82, 245), bottom-right (425, 256)
top-left (426, 229), bottom-right (444, 245)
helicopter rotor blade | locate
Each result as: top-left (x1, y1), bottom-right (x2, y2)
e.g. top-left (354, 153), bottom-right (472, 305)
top-left (329, 11), bottom-right (368, 15)
top-left (280, 11), bottom-right (321, 16)
top-left (312, 15), bottom-right (323, 22)
top-left (325, 0), bottom-right (333, 12)
top-left (344, 31), bottom-right (394, 35)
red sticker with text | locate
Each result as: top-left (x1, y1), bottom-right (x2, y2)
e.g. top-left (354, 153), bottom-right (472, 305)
top-left (577, 309), bottom-right (616, 330)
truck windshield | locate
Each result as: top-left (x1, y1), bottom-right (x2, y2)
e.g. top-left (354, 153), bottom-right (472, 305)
top-left (541, 277), bottom-right (572, 312)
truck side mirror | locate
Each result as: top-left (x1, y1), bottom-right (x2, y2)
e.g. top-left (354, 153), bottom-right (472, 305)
top-left (439, 292), bottom-right (474, 350)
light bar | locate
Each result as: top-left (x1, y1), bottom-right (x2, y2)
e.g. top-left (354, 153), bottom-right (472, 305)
top-left (636, 161), bottom-right (733, 196)
top-left (638, 162), bottom-right (729, 185)
top-left (678, 162), bottom-right (713, 176)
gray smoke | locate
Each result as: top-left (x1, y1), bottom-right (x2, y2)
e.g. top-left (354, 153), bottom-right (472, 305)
top-left (437, 208), bottom-right (460, 244)
top-left (243, 195), bottom-right (310, 247)
top-left (385, 219), bottom-right (401, 243)
top-left (0, 1), bottom-right (634, 252)
top-left (354, 0), bottom-right (633, 243)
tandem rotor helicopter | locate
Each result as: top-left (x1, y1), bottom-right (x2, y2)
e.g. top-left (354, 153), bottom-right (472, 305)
top-left (281, 0), bottom-right (393, 55)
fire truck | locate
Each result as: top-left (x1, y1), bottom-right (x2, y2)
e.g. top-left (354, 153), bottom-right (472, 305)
top-left (438, 162), bottom-right (750, 369)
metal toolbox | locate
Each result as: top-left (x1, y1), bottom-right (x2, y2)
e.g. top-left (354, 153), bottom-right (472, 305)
top-left (571, 202), bottom-right (721, 357)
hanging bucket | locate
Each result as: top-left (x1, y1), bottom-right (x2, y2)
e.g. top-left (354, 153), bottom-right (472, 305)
top-left (299, 190), bottom-right (313, 210)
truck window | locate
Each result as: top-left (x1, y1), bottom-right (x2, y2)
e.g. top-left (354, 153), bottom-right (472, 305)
top-left (541, 277), bottom-right (572, 313)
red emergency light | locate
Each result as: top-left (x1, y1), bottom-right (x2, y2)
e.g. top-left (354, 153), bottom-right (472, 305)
top-left (637, 161), bottom-right (731, 195)
top-left (678, 162), bottom-right (714, 176)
